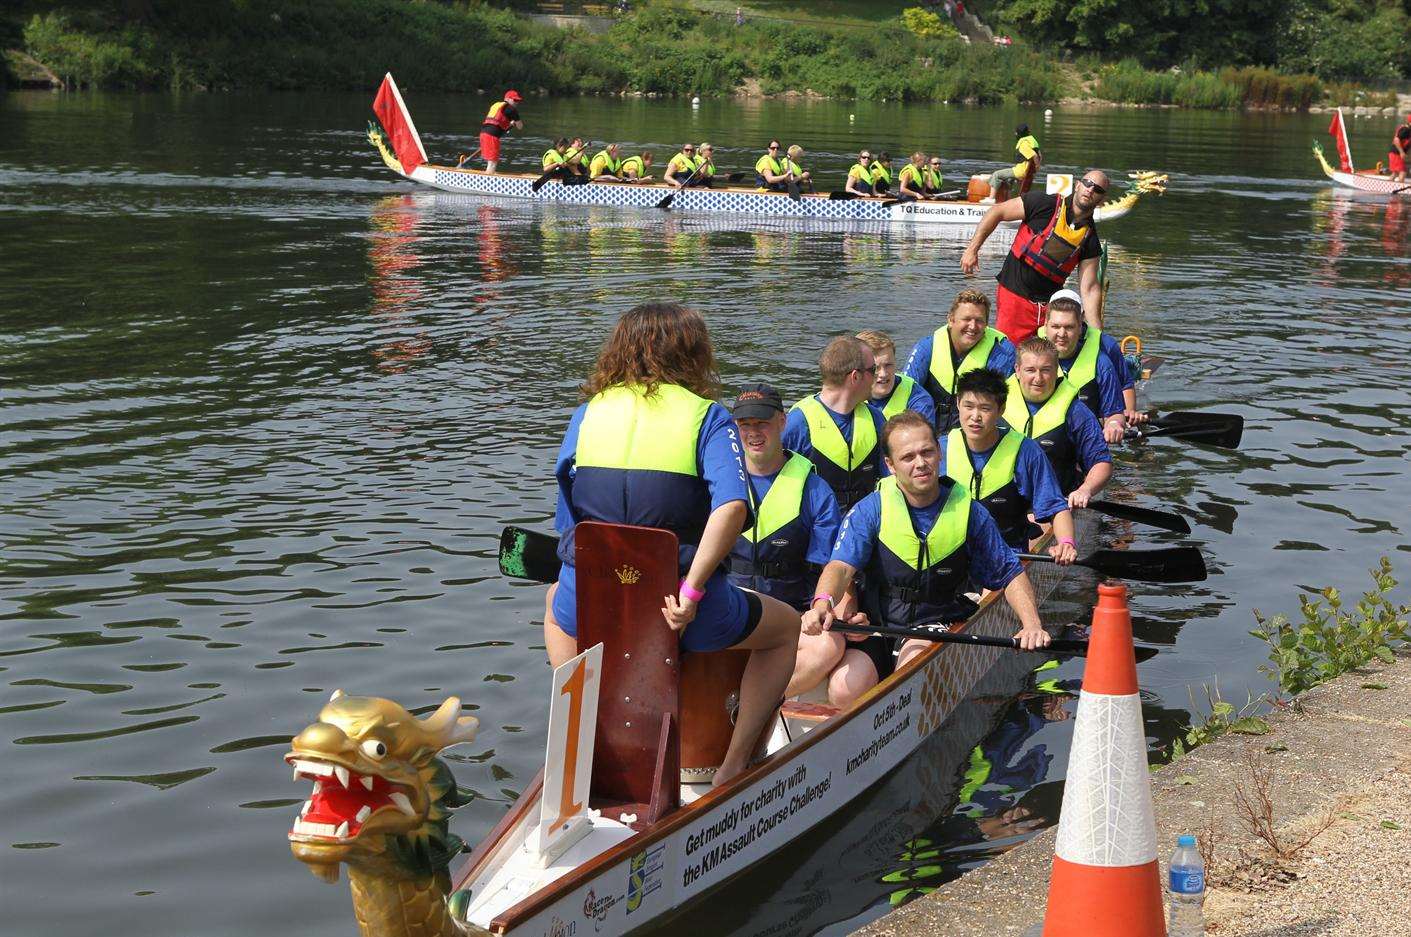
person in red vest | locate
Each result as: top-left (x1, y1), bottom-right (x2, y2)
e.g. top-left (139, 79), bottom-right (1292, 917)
top-left (476, 90), bottom-right (524, 173)
top-left (1391, 115), bottom-right (1411, 183)
top-left (958, 170), bottom-right (1108, 344)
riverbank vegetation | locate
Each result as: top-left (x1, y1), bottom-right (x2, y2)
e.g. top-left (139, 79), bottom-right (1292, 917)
top-left (4, 0), bottom-right (1404, 109)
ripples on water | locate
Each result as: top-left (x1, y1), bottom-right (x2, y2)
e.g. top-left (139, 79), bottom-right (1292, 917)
top-left (1, 91), bottom-right (1407, 936)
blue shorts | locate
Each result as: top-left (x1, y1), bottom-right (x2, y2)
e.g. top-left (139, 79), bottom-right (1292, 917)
top-left (551, 565), bottom-right (762, 653)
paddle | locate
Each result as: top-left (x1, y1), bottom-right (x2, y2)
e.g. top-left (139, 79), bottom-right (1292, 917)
top-left (827, 190), bottom-right (857, 201)
top-left (1131, 411), bottom-right (1244, 449)
top-left (657, 160), bottom-right (705, 209)
top-left (530, 164), bottom-right (572, 193)
top-left (455, 147), bottom-right (482, 169)
top-left (786, 176), bottom-right (801, 202)
top-left (1086, 499), bottom-right (1191, 534)
top-left (499, 525), bottom-right (561, 583)
top-left (1017, 546), bottom-right (1207, 584)
top-left (831, 621), bottom-right (1091, 656)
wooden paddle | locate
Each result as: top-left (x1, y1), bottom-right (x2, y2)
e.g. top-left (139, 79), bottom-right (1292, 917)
top-left (530, 164), bottom-right (572, 193)
top-left (1086, 500), bottom-right (1191, 534)
top-left (1017, 545), bottom-right (1208, 583)
top-left (657, 161), bottom-right (706, 209)
top-left (1130, 411), bottom-right (1244, 449)
top-left (831, 621), bottom-right (1091, 655)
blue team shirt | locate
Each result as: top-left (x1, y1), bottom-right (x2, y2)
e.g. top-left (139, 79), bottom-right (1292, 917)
top-left (902, 333), bottom-right (1018, 388)
top-left (745, 462), bottom-right (842, 566)
top-left (1006, 397), bottom-right (1112, 481)
top-left (939, 433), bottom-right (1070, 525)
top-left (831, 487), bottom-right (1024, 591)
top-left (868, 377), bottom-right (937, 427)
top-left (1096, 330), bottom-right (1135, 392)
top-left (781, 397), bottom-right (889, 479)
top-left (554, 399), bottom-right (748, 538)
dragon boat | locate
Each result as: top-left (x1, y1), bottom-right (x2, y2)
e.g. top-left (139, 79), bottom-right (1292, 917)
top-left (369, 74), bottom-right (1167, 230)
top-left (284, 510), bottom-right (1167, 937)
top-left (1315, 108), bottom-right (1411, 195)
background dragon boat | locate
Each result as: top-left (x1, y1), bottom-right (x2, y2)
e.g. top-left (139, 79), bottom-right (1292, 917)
top-left (1315, 108), bottom-right (1411, 195)
top-left (369, 74), bottom-right (1167, 230)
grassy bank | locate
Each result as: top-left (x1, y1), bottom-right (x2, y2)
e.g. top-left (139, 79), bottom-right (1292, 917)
top-left (5, 0), bottom-right (1391, 109)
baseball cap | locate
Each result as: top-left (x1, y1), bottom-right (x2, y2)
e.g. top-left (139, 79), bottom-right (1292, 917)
top-left (1047, 288), bottom-right (1083, 310)
top-left (505, 90), bottom-right (523, 102)
top-left (731, 383), bottom-right (784, 420)
top-left (1016, 123), bottom-right (1029, 136)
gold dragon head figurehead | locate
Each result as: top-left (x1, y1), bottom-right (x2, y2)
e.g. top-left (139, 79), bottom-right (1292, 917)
top-left (285, 691), bottom-right (478, 885)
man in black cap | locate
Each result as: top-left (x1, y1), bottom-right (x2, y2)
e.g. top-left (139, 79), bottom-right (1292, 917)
top-left (986, 123), bottom-right (1041, 200)
top-left (728, 384), bottom-right (843, 617)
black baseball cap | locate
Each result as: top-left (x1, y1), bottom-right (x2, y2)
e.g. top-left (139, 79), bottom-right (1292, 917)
top-left (732, 383), bottom-right (784, 420)
top-left (1016, 123), bottom-right (1029, 136)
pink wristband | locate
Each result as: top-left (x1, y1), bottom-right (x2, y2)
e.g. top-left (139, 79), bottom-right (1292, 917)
top-left (810, 593), bottom-right (834, 609)
top-left (679, 579), bottom-right (706, 603)
top-left (1058, 537), bottom-right (1076, 547)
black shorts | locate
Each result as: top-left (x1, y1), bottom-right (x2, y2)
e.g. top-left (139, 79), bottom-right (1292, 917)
top-left (850, 634), bottom-right (897, 682)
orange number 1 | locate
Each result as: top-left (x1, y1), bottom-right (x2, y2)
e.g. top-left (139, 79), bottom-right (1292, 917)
top-left (551, 657), bottom-right (586, 828)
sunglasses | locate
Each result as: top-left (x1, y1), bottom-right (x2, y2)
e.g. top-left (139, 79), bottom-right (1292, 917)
top-left (930, 161), bottom-right (941, 166)
top-left (768, 144), bottom-right (779, 150)
top-left (1079, 178), bottom-right (1107, 195)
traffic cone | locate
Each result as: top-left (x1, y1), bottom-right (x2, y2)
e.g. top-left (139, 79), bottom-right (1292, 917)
top-left (1041, 582), bottom-right (1164, 937)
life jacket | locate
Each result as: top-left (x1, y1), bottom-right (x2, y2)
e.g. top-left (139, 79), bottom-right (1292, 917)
top-left (589, 150), bottom-right (621, 177)
top-left (944, 428), bottom-right (1027, 548)
top-left (848, 163), bottom-right (875, 191)
top-left (1003, 376), bottom-right (1081, 494)
top-left (563, 145), bottom-right (587, 173)
top-left (1039, 323), bottom-right (1106, 419)
top-left (1009, 195), bottom-right (1093, 287)
top-left (1013, 134), bottom-right (1040, 177)
top-left (791, 395), bottom-right (879, 510)
top-left (567, 384), bottom-right (713, 573)
top-left (1396, 125), bottom-right (1411, 149)
top-left (923, 326), bottom-right (1007, 432)
top-left (542, 148), bottom-right (566, 171)
top-left (727, 452), bottom-right (816, 608)
top-left (864, 477), bottom-right (974, 628)
top-left (668, 152), bottom-right (695, 176)
top-left (691, 156), bottom-right (715, 180)
top-left (620, 155), bottom-right (646, 177)
top-left (898, 164), bottom-right (924, 191)
top-left (876, 374), bottom-right (922, 421)
top-left (869, 161), bottom-right (893, 185)
top-left (784, 158), bottom-right (804, 176)
top-left (754, 153), bottom-right (785, 188)
top-left (924, 166), bottom-right (944, 191)
top-left (482, 101), bottom-right (514, 132)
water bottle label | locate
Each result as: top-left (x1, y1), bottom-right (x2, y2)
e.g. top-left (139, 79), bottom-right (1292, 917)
top-left (1169, 869), bottom-right (1204, 893)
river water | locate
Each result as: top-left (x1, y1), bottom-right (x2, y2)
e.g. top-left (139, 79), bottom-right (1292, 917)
top-left (2, 90), bottom-right (1407, 936)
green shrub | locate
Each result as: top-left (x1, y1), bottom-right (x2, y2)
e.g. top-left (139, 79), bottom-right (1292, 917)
top-left (1323, 81), bottom-right (1397, 108)
top-left (1251, 557), bottom-right (1410, 696)
top-left (1094, 59), bottom-right (1177, 104)
top-left (1219, 67), bottom-right (1321, 109)
top-left (901, 7), bottom-right (959, 41)
top-left (1173, 71), bottom-right (1242, 109)
top-left (23, 12), bottom-right (158, 89)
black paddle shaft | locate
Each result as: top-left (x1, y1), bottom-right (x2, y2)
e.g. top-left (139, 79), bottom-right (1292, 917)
top-left (831, 621), bottom-right (1089, 655)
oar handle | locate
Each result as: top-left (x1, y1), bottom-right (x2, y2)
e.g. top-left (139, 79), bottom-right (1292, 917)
top-left (831, 622), bottom-right (1088, 655)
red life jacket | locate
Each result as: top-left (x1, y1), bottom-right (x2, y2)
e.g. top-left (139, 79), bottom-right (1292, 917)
top-left (1009, 195), bottom-right (1092, 286)
top-left (1394, 125), bottom-right (1411, 151)
top-left (482, 101), bottom-right (514, 132)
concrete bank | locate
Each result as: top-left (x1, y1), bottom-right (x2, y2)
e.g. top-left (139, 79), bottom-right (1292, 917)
top-left (854, 655), bottom-right (1411, 937)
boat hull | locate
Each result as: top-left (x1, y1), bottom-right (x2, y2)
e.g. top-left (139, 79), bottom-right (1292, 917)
top-left (1328, 168), bottom-right (1411, 195)
top-left (403, 164), bottom-right (1138, 227)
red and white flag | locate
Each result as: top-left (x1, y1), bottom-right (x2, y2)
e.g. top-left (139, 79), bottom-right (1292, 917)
top-left (372, 73), bottom-right (428, 176)
top-left (1328, 108), bottom-right (1354, 173)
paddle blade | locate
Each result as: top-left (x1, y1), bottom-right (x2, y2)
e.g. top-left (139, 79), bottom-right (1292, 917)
top-left (787, 178), bottom-right (801, 202)
top-left (827, 190), bottom-right (855, 201)
top-left (726, 171), bottom-right (746, 183)
top-left (498, 526), bottom-right (562, 583)
top-left (1139, 411), bottom-right (1244, 449)
top-left (1087, 499), bottom-right (1192, 535)
top-left (656, 192), bottom-right (675, 210)
top-left (1085, 546), bottom-right (1208, 583)
top-left (530, 170), bottom-right (556, 193)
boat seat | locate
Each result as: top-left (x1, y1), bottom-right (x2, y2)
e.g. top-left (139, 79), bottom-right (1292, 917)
top-left (779, 700), bottom-right (841, 723)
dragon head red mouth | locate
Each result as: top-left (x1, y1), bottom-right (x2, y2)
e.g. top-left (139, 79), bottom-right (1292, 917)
top-left (286, 756), bottom-right (419, 844)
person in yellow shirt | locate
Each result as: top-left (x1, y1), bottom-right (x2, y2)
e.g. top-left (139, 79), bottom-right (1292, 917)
top-left (845, 150), bottom-right (877, 197)
top-left (785, 144), bottom-right (813, 191)
top-left (589, 143), bottom-right (624, 181)
top-left (619, 150), bottom-right (654, 182)
top-left (987, 123), bottom-right (1041, 200)
top-left (755, 140), bottom-right (789, 190)
top-left (664, 142), bottom-right (698, 187)
top-left (897, 152), bottom-right (929, 201)
top-left (692, 142), bottom-right (717, 186)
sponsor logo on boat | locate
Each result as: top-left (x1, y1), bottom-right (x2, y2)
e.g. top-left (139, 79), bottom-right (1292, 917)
top-left (614, 564), bottom-right (642, 585)
top-left (625, 843), bottom-right (665, 914)
top-left (581, 888), bottom-right (620, 926)
top-left (544, 917), bottom-right (576, 937)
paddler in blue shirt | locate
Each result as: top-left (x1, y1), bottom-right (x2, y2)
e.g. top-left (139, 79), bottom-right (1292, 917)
top-left (1041, 287), bottom-right (1146, 430)
top-left (546, 302), bottom-right (802, 786)
top-left (727, 383), bottom-right (842, 612)
top-left (857, 329), bottom-right (937, 427)
top-left (782, 336), bottom-right (888, 512)
top-left (1005, 337), bottom-right (1112, 508)
top-left (939, 369), bottom-right (1077, 562)
top-left (798, 411), bottom-right (1049, 707)
top-left (1039, 294), bottom-right (1129, 444)
top-left (902, 288), bottom-right (1016, 434)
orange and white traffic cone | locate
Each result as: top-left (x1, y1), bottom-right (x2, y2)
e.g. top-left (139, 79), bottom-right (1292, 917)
top-left (1041, 581), bottom-right (1165, 937)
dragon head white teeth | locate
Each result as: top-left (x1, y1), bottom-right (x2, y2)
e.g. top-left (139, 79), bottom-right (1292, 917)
top-left (335, 821), bottom-right (349, 839)
top-left (360, 775), bottom-right (374, 791)
top-left (389, 792), bottom-right (415, 817)
top-left (334, 766), bottom-right (351, 789)
top-left (356, 805), bottom-right (371, 823)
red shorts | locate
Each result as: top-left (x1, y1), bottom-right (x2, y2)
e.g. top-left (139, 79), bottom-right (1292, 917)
top-left (1390, 151), bottom-right (1407, 174)
top-left (996, 283), bottom-right (1046, 345)
top-left (479, 131), bottom-right (501, 162)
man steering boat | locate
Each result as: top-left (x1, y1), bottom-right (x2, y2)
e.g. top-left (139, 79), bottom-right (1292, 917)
top-left (960, 169), bottom-right (1109, 344)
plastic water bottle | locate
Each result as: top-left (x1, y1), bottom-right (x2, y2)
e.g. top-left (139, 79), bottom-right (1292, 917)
top-left (1168, 833), bottom-right (1205, 936)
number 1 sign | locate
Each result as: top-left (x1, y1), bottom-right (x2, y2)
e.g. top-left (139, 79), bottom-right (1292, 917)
top-left (535, 642), bottom-right (602, 866)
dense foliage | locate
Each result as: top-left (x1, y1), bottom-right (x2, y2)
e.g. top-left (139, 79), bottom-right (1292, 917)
top-left (1094, 61), bottom-right (1323, 110)
top-left (982, 0), bottom-right (1411, 80)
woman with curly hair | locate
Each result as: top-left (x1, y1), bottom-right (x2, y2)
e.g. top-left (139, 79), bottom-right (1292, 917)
top-left (545, 302), bottom-right (801, 786)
